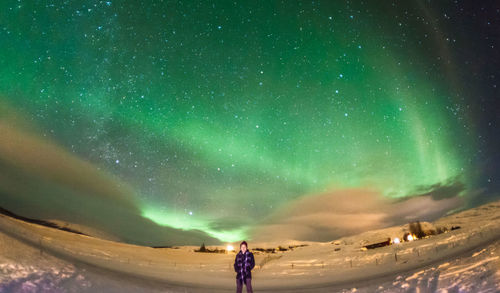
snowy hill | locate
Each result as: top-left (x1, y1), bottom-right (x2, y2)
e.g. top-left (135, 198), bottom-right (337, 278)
top-left (1, 200), bottom-right (500, 292)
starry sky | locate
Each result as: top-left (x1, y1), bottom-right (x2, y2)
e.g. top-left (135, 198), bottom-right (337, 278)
top-left (0, 1), bottom-right (498, 245)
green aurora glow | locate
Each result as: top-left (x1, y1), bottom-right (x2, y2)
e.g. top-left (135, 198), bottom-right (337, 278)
top-left (0, 1), bottom-right (476, 242)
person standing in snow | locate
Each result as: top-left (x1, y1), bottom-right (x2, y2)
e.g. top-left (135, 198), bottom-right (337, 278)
top-left (233, 240), bottom-right (255, 293)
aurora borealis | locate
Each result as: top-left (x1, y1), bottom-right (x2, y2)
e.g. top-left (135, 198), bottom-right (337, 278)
top-left (0, 1), bottom-right (498, 245)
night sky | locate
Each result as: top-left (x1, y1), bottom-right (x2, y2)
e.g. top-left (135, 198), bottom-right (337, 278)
top-left (0, 1), bottom-right (499, 245)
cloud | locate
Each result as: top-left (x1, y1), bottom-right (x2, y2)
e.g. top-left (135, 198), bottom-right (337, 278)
top-left (0, 122), bottom-right (138, 210)
top-left (248, 185), bottom-right (464, 243)
top-left (408, 178), bottom-right (466, 200)
top-left (0, 120), bottom-right (219, 246)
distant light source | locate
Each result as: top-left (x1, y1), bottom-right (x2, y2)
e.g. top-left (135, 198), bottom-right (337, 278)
top-left (226, 245), bottom-right (234, 252)
top-left (407, 234), bottom-right (414, 241)
top-left (392, 237), bottom-right (400, 244)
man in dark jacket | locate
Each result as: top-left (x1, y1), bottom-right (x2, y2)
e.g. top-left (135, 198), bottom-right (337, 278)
top-left (233, 240), bottom-right (255, 293)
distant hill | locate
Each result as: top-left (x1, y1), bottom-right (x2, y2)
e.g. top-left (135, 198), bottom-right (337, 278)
top-left (0, 206), bottom-right (119, 241)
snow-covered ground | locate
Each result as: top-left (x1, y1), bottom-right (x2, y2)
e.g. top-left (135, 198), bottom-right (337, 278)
top-left (1, 200), bottom-right (500, 292)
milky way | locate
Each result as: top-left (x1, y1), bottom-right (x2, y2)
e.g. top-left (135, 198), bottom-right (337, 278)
top-left (0, 1), bottom-right (498, 243)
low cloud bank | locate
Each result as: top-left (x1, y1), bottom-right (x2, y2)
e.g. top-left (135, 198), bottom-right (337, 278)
top-left (0, 120), bottom-right (219, 246)
top-left (249, 186), bottom-right (464, 242)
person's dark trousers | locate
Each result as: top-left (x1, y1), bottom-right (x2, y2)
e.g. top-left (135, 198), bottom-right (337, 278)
top-left (236, 278), bottom-right (253, 293)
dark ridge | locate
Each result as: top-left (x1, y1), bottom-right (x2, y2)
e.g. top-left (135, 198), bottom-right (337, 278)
top-left (364, 238), bottom-right (392, 250)
top-left (0, 206), bottom-right (88, 236)
top-left (194, 242), bottom-right (226, 253)
top-left (151, 246), bottom-right (179, 249)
